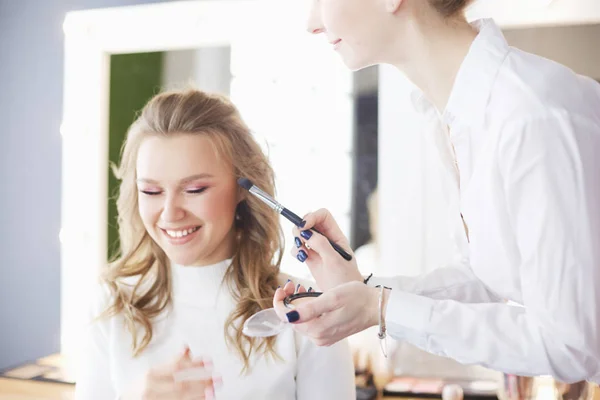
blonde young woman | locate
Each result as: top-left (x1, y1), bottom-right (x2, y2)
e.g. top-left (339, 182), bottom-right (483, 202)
top-left (74, 89), bottom-right (355, 400)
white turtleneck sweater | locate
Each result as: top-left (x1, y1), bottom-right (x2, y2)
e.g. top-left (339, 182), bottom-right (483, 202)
top-left (74, 259), bottom-right (355, 399)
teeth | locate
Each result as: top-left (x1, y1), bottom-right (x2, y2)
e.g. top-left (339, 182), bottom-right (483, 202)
top-left (166, 227), bottom-right (199, 238)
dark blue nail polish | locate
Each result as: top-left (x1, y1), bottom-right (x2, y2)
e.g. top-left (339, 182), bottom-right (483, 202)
top-left (308, 287), bottom-right (313, 292)
top-left (277, 285), bottom-right (281, 289)
top-left (300, 230), bottom-right (312, 240)
top-left (295, 283), bottom-right (300, 293)
top-left (294, 237), bottom-right (302, 248)
top-left (297, 250), bottom-right (307, 262)
top-left (300, 220), bottom-right (306, 228)
top-left (286, 310), bottom-right (300, 323)
top-left (287, 279), bottom-right (291, 283)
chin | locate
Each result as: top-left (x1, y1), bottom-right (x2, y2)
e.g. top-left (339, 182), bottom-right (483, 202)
top-left (341, 56), bottom-right (374, 72)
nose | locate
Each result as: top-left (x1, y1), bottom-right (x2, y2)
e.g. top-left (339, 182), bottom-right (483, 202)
top-left (160, 193), bottom-right (185, 223)
top-left (306, 0), bottom-right (325, 34)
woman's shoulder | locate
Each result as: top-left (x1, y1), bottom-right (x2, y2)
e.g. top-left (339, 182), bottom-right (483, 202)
top-left (85, 277), bottom-right (138, 326)
top-left (87, 279), bottom-right (113, 316)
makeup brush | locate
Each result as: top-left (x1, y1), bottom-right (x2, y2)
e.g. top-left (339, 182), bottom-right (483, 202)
top-left (237, 177), bottom-right (352, 261)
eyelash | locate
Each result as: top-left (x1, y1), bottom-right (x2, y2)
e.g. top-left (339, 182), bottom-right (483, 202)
top-left (139, 187), bottom-right (208, 196)
top-left (186, 187), bottom-right (207, 194)
top-left (140, 190), bottom-right (160, 196)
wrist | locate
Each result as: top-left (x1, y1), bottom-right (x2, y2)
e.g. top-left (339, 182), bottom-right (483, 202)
top-left (381, 287), bottom-right (391, 325)
top-left (369, 286), bottom-right (380, 327)
top-left (369, 285), bottom-right (391, 327)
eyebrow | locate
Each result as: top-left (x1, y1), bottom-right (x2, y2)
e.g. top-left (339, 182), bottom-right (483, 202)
top-left (136, 173), bottom-right (214, 185)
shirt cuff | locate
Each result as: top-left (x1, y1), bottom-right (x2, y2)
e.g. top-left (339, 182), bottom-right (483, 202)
top-left (385, 290), bottom-right (435, 339)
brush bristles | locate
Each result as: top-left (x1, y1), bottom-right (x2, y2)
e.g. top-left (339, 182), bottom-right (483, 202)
top-left (237, 177), bottom-right (253, 191)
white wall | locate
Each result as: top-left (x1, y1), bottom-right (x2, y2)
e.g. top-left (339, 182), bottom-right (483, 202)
top-left (0, 0), bottom-right (167, 371)
top-left (503, 24), bottom-right (600, 79)
top-left (162, 47), bottom-right (232, 95)
top-left (467, 0), bottom-right (600, 29)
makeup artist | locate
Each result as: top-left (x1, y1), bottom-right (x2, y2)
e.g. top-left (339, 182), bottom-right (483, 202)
top-left (273, 0), bottom-right (600, 384)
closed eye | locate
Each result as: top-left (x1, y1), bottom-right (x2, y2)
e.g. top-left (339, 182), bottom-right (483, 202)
top-left (186, 187), bottom-right (208, 194)
top-left (140, 190), bottom-right (161, 196)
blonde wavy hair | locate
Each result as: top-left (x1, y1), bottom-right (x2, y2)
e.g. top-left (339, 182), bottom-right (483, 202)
top-left (101, 88), bottom-right (283, 371)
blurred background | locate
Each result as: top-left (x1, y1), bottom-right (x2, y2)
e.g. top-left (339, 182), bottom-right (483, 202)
top-left (0, 0), bottom-right (599, 398)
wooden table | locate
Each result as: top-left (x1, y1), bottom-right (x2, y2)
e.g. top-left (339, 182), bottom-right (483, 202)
top-left (1, 352), bottom-right (598, 400)
top-left (0, 377), bottom-right (74, 400)
top-left (0, 377), bottom-right (404, 400)
top-left (2, 376), bottom-right (599, 400)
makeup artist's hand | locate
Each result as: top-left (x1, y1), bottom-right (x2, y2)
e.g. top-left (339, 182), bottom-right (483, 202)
top-left (292, 208), bottom-right (363, 291)
top-left (274, 281), bottom-right (390, 346)
top-left (128, 347), bottom-right (220, 400)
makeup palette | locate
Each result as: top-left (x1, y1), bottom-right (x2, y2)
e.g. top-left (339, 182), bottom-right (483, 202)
top-left (283, 292), bottom-right (322, 308)
top-left (243, 292), bottom-right (322, 337)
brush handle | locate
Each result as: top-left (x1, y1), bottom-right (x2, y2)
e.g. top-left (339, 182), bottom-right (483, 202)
top-left (281, 208), bottom-right (353, 261)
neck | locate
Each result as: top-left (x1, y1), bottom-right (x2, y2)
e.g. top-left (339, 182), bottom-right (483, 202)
top-left (183, 228), bottom-right (236, 267)
top-left (388, 15), bottom-right (477, 112)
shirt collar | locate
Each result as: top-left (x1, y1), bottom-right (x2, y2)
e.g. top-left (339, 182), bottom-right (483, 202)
top-left (412, 19), bottom-right (510, 135)
top-left (443, 19), bottom-right (510, 133)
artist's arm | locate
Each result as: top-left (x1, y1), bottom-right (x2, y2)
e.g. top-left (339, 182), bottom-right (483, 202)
top-left (366, 256), bottom-right (502, 303)
top-left (289, 207), bottom-right (500, 304)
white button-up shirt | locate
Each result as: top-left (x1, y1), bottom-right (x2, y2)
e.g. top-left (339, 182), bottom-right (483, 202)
top-left (371, 19), bottom-right (600, 383)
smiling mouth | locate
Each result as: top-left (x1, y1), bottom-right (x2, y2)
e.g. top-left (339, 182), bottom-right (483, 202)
top-left (161, 226), bottom-right (201, 238)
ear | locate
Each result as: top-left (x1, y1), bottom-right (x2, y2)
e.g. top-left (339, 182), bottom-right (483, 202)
top-left (236, 187), bottom-right (247, 204)
top-left (385, 0), bottom-right (403, 13)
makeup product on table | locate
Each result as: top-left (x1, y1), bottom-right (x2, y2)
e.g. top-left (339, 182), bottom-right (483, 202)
top-left (382, 376), bottom-right (499, 399)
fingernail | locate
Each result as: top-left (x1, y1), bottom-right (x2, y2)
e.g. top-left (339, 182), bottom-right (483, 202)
top-left (308, 287), bottom-right (313, 292)
top-left (277, 285), bottom-right (281, 289)
top-left (295, 283), bottom-right (300, 293)
top-left (297, 250), bottom-right (307, 262)
top-left (286, 310), bottom-right (300, 323)
top-left (300, 220), bottom-right (306, 228)
top-left (300, 230), bottom-right (312, 240)
top-left (287, 279), bottom-right (291, 283)
top-left (294, 237), bottom-right (302, 248)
